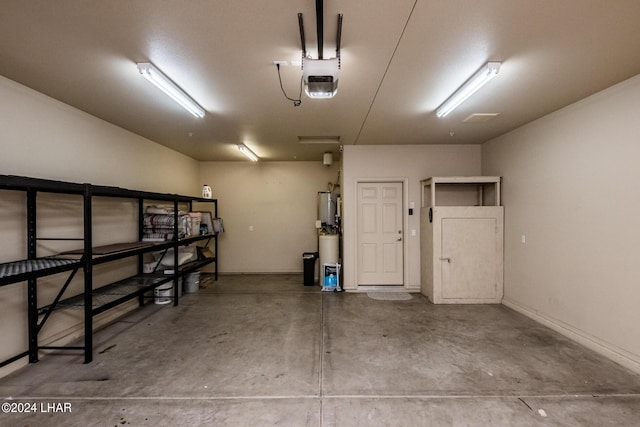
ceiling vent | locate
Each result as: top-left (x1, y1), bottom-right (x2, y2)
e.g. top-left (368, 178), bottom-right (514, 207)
top-left (462, 113), bottom-right (501, 123)
top-left (298, 136), bottom-right (341, 144)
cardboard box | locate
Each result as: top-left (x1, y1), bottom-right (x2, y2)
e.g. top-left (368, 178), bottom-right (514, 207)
top-left (198, 247), bottom-right (215, 260)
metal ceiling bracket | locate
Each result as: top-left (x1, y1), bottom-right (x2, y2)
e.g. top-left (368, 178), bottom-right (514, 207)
top-left (336, 13), bottom-right (343, 68)
top-left (316, 0), bottom-right (324, 59)
top-left (298, 12), bottom-right (306, 63)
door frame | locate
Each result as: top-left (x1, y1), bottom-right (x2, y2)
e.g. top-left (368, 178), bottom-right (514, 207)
top-left (354, 178), bottom-right (409, 290)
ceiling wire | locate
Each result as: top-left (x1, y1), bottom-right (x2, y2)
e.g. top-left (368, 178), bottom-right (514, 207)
top-left (276, 63), bottom-right (303, 107)
top-left (353, 0), bottom-right (419, 145)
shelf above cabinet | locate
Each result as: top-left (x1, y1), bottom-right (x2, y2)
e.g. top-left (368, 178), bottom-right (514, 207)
top-left (421, 176), bottom-right (501, 208)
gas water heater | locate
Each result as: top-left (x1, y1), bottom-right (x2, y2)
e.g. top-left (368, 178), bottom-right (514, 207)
top-left (318, 191), bottom-right (336, 226)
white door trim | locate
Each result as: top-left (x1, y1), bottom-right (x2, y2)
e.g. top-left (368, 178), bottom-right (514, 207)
top-left (354, 178), bottom-right (409, 290)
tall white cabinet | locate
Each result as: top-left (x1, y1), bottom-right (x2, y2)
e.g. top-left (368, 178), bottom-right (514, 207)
top-left (420, 177), bottom-right (504, 304)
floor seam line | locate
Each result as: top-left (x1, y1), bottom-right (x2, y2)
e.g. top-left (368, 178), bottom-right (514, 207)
top-left (319, 292), bottom-right (325, 425)
top-left (10, 393), bottom-right (640, 401)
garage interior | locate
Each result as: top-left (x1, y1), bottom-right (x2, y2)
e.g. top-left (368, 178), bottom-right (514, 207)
top-left (1, 1), bottom-right (640, 425)
top-left (1, 275), bottom-right (639, 425)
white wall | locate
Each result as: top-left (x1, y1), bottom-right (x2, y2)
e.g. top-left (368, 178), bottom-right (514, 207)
top-left (199, 161), bottom-right (339, 274)
top-left (482, 74), bottom-right (640, 373)
top-left (0, 76), bottom-right (198, 193)
top-left (342, 145), bottom-right (481, 291)
top-left (0, 76), bottom-right (199, 376)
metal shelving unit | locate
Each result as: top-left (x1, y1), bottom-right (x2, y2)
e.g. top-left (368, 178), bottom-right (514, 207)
top-left (0, 174), bottom-right (219, 366)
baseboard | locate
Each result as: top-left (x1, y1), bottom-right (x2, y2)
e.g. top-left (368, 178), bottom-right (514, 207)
top-left (502, 298), bottom-right (640, 375)
top-left (219, 271), bottom-right (303, 275)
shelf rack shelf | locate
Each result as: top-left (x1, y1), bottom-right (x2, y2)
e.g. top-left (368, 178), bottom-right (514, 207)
top-left (0, 174), bottom-right (219, 367)
top-left (0, 258), bottom-right (83, 286)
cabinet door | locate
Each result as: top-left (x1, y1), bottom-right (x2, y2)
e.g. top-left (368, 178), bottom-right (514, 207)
top-left (440, 217), bottom-right (498, 300)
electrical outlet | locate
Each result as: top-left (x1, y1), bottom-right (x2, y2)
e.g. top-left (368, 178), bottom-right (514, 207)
top-left (521, 235), bottom-right (526, 244)
top-left (249, 225), bottom-right (254, 232)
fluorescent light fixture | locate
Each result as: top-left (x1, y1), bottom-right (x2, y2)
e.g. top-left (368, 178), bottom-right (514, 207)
top-left (237, 144), bottom-right (259, 161)
top-left (436, 62), bottom-right (501, 118)
top-left (136, 62), bottom-right (205, 118)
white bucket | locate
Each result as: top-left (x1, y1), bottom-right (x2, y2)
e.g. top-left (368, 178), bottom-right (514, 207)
top-left (154, 283), bottom-right (173, 304)
top-left (183, 272), bottom-right (200, 294)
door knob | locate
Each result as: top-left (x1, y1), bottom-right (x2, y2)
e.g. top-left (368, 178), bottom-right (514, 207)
top-left (440, 257), bottom-right (451, 263)
top-left (397, 237), bottom-right (402, 241)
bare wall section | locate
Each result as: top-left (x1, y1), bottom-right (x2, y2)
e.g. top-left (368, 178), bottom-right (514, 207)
top-left (482, 74), bottom-right (640, 373)
top-left (0, 76), bottom-right (198, 193)
top-left (199, 161), bottom-right (338, 274)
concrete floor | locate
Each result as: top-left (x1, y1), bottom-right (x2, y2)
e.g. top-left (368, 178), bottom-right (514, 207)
top-left (1, 274), bottom-right (640, 426)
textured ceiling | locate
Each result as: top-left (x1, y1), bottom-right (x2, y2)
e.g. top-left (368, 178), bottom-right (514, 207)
top-left (1, 0), bottom-right (640, 161)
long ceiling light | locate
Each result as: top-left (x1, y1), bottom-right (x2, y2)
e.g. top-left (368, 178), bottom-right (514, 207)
top-left (436, 61), bottom-right (501, 118)
top-left (237, 144), bottom-right (259, 161)
top-left (136, 62), bottom-right (205, 118)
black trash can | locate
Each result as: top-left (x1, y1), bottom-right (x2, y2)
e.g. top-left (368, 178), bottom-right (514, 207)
top-left (302, 252), bottom-right (318, 286)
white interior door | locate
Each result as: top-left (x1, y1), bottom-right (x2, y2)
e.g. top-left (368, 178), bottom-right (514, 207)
top-left (441, 217), bottom-right (498, 299)
top-left (357, 182), bottom-right (403, 285)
